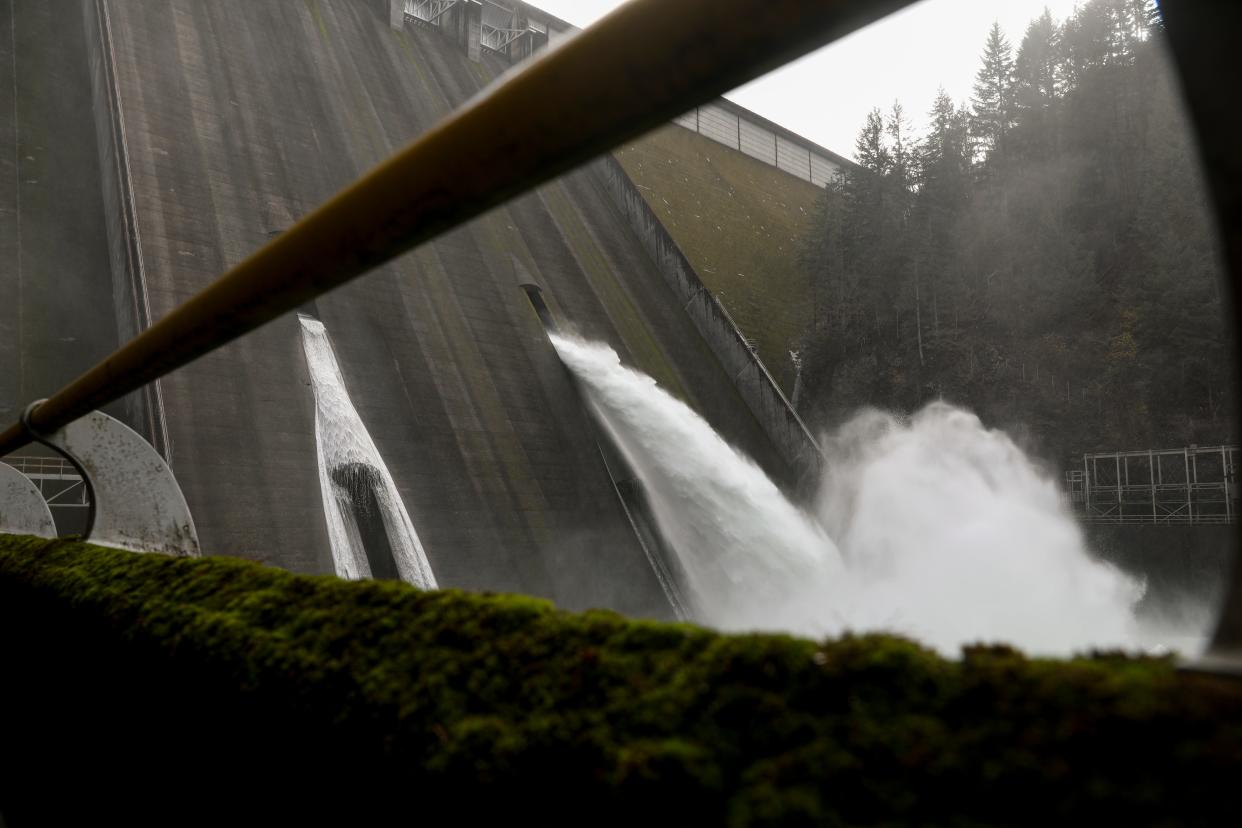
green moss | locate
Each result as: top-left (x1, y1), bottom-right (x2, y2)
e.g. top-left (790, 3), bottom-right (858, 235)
top-left (303, 0), bottom-right (331, 43)
top-left (615, 126), bottom-right (824, 391)
top-left (0, 535), bottom-right (1239, 824)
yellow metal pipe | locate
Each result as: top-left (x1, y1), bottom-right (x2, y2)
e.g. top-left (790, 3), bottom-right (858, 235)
top-left (0, 0), bottom-right (910, 456)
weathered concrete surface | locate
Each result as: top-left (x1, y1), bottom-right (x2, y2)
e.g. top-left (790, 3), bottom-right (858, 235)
top-left (616, 125), bottom-right (825, 393)
top-left (0, 0), bottom-right (123, 430)
top-left (76, 0), bottom-right (791, 616)
top-left (598, 155), bottom-right (822, 483)
top-left (81, 0), bottom-right (170, 455)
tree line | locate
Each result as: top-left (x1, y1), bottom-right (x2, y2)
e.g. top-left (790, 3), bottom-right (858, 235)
top-left (797, 0), bottom-right (1233, 463)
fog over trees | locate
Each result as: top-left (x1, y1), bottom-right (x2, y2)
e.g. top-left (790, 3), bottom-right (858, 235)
top-left (797, 0), bottom-right (1232, 463)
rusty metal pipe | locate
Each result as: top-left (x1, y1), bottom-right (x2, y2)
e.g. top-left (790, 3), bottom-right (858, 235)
top-left (0, 0), bottom-right (911, 456)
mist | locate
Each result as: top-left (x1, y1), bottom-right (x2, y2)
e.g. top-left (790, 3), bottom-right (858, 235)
top-left (814, 403), bottom-right (1148, 654)
top-left (549, 333), bottom-right (1212, 657)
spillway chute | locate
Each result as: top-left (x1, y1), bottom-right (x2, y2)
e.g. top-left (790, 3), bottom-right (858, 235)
top-left (299, 313), bottom-right (436, 588)
top-left (519, 282), bottom-right (692, 620)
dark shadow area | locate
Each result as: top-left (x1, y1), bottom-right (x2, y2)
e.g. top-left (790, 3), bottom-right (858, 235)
top-left (332, 463), bottom-right (399, 580)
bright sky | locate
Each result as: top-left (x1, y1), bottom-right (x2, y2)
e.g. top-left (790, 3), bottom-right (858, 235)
top-left (534, 0), bottom-right (1084, 156)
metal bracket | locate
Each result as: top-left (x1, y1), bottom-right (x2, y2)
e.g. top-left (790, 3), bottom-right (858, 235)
top-left (0, 462), bottom-right (56, 538)
top-left (22, 403), bottom-right (199, 557)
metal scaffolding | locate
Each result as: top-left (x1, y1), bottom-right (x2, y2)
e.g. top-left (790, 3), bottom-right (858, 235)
top-left (404, 0), bottom-right (459, 26)
top-left (1064, 445), bottom-right (1237, 524)
top-left (480, 0), bottom-right (530, 53)
top-left (4, 455), bottom-right (90, 519)
top-left (406, 0), bottom-right (542, 56)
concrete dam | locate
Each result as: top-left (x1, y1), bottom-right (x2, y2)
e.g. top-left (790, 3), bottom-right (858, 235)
top-left (1, 0), bottom-right (835, 618)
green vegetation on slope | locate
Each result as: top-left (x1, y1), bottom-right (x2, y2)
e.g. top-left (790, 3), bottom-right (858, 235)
top-left (1, 534), bottom-right (1239, 825)
top-left (615, 125), bottom-right (824, 391)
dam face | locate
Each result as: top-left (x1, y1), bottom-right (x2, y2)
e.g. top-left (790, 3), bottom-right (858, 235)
top-left (0, 0), bottom-right (829, 617)
top-left (0, 0), bottom-right (125, 429)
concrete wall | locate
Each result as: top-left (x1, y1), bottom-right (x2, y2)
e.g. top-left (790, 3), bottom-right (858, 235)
top-left (673, 100), bottom-right (847, 188)
top-left (1088, 524), bottom-right (1236, 633)
top-left (597, 155), bottom-right (822, 484)
top-left (0, 0), bottom-right (125, 432)
top-left (67, 0), bottom-right (791, 617)
top-left (81, 0), bottom-right (168, 456)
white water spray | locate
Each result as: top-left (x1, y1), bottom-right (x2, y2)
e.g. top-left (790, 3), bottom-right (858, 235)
top-left (814, 405), bottom-right (1147, 653)
top-left (300, 315), bottom-right (436, 588)
top-left (551, 333), bottom-right (1169, 656)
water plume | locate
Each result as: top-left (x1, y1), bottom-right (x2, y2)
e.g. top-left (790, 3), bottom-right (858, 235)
top-left (551, 332), bottom-right (842, 631)
top-left (816, 405), bottom-right (1145, 653)
top-left (551, 333), bottom-right (1168, 656)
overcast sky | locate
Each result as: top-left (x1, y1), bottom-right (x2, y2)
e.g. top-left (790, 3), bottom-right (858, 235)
top-left (533, 0), bottom-right (1084, 156)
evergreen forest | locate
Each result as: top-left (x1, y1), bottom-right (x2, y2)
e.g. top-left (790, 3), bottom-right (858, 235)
top-left (797, 0), bottom-right (1233, 464)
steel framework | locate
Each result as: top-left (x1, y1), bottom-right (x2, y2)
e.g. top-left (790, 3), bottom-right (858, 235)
top-left (4, 455), bottom-right (89, 511)
top-left (1064, 445), bottom-right (1237, 524)
top-left (480, 0), bottom-right (529, 53)
top-left (404, 0), bottom-right (459, 26)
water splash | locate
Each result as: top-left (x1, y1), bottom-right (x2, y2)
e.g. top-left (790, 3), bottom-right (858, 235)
top-left (300, 316), bottom-right (436, 588)
top-left (815, 405), bottom-right (1147, 653)
top-left (550, 333), bottom-right (1171, 656)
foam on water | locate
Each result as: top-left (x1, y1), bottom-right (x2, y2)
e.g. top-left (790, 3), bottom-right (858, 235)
top-left (551, 333), bottom-right (1181, 656)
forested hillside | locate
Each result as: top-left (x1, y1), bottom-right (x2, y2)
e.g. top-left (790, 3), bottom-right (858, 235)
top-left (797, 0), bottom-right (1232, 463)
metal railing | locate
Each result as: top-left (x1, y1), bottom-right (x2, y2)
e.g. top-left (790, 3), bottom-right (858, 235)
top-left (672, 102), bottom-right (848, 187)
top-left (0, 0), bottom-right (910, 460)
top-left (1064, 445), bottom-right (1237, 525)
top-left (4, 456), bottom-right (89, 510)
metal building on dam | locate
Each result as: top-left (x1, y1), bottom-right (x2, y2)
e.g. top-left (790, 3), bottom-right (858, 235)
top-left (0, 0), bottom-right (842, 616)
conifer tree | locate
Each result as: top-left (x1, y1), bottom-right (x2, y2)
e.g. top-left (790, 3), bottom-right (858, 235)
top-left (970, 22), bottom-right (1016, 164)
top-left (920, 89), bottom-right (971, 194)
top-left (854, 108), bottom-right (889, 175)
top-left (886, 101), bottom-right (913, 195)
top-left (915, 89), bottom-right (970, 337)
top-left (1015, 11), bottom-right (1061, 109)
top-left (797, 0), bottom-right (1232, 457)
top-left (1013, 10), bottom-right (1063, 159)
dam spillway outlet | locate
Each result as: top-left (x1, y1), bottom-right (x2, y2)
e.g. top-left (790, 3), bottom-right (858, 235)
top-left (299, 315), bottom-right (436, 587)
top-left (521, 283), bottom-right (691, 619)
top-left (550, 333), bottom-right (1157, 656)
top-left (519, 282), bottom-right (558, 333)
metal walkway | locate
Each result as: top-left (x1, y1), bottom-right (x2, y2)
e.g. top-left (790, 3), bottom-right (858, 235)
top-left (4, 455), bottom-right (88, 512)
top-left (1064, 445), bottom-right (1237, 525)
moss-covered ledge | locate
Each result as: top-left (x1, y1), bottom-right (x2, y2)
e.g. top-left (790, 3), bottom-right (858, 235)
top-left (0, 535), bottom-right (1239, 826)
